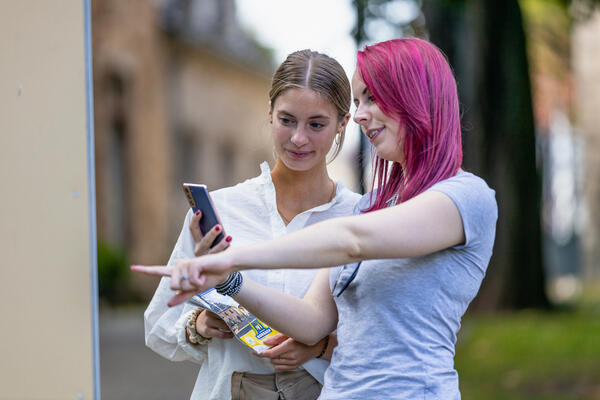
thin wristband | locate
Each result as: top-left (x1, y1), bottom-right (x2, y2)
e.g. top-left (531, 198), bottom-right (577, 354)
top-left (316, 334), bottom-right (329, 359)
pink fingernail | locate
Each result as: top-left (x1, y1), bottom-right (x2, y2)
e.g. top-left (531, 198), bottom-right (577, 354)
top-left (195, 210), bottom-right (200, 216)
top-left (225, 236), bottom-right (232, 243)
top-left (215, 225), bottom-right (221, 232)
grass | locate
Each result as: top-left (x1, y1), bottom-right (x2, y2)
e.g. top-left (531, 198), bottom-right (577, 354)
top-left (455, 303), bottom-right (600, 399)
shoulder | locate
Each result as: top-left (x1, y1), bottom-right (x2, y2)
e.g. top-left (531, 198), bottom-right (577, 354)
top-left (206, 164), bottom-right (275, 225)
top-left (336, 184), bottom-right (362, 207)
top-left (320, 183), bottom-right (361, 219)
top-left (428, 171), bottom-right (497, 213)
top-left (209, 166), bottom-right (268, 204)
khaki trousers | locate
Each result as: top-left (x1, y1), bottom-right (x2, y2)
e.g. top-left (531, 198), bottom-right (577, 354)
top-left (230, 370), bottom-right (322, 400)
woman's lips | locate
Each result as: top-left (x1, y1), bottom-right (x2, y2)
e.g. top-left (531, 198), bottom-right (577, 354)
top-left (287, 150), bottom-right (314, 159)
top-left (366, 127), bottom-right (383, 141)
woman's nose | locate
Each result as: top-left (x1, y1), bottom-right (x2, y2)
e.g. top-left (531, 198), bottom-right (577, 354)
top-left (290, 127), bottom-right (309, 146)
top-left (353, 104), bottom-right (370, 125)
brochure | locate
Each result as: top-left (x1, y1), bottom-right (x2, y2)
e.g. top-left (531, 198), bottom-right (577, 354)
top-left (188, 288), bottom-right (279, 353)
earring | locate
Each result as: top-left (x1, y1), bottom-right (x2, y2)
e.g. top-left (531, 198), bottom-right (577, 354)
top-left (335, 133), bottom-right (341, 145)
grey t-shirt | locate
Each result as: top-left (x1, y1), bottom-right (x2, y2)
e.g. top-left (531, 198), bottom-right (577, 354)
top-left (323, 171), bottom-right (497, 400)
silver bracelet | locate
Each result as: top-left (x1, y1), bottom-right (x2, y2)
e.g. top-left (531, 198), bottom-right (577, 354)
top-left (186, 308), bottom-right (211, 345)
top-left (215, 271), bottom-right (243, 297)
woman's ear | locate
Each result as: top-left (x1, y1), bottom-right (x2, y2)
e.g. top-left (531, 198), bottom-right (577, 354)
top-left (339, 113), bottom-right (351, 133)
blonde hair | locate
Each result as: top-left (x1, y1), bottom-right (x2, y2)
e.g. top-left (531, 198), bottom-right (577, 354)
top-left (269, 50), bottom-right (351, 161)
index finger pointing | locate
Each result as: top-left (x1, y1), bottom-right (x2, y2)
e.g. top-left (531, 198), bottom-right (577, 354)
top-left (130, 265), bottom-right (172, 276)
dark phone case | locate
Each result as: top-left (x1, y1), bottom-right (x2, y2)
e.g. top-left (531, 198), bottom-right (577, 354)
top-left (183, 184), bottom-right (225, 248)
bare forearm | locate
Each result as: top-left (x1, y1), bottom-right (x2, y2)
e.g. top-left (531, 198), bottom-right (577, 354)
top-left (233, 278), bottom-right (334, 345)
top-left (227, 191), bottom-right (465, 272)
top-left (229, 216), bottom-right (361, 272)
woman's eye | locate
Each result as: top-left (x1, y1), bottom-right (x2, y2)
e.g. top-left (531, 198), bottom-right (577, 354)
top-left (310, 122), bottom-right (325, 129)
top-left (367, 95), bottom-right (376, 103)
top-left (279, 117), bottom-right (294, 125)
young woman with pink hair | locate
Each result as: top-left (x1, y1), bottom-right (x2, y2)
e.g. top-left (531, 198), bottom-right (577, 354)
top-left (134, 38), bottom-right (498, 399)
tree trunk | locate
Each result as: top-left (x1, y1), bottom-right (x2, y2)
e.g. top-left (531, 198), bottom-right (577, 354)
top-left (423, 0), bottom-right (550, 310)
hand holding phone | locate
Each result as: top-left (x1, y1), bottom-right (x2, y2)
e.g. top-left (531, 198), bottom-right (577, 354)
top-left (183, 183), bottom-right (225, 248)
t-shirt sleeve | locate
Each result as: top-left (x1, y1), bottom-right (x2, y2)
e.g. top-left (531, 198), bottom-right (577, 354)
top-left (428, 173), bottom-right (498, 252)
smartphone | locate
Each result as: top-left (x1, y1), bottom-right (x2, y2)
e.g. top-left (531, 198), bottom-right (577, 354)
top-left (182, 183), bottom-right (225, 248)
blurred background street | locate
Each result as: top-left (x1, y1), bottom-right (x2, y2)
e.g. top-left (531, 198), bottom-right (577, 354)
top-left (100, 306), bottom-right (197, 399)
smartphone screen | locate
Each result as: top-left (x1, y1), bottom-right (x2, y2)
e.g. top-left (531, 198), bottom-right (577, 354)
top-left (182, 183), bottom-right (225, 248)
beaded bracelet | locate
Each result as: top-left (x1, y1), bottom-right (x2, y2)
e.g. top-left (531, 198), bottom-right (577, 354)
top-left (186, 308), bottom-right (211, 345)
top-left (215, 271), bottom-right (243, 297)
top-left (316, 334), bottom-right (329, 359)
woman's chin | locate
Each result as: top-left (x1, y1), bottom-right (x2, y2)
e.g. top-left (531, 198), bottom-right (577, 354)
top-left (374, 145), bottom-right (403, 164)
top-left (281, 156), bottom-right (322, 172)
top-left (374, 149), bottom-right (392, 161)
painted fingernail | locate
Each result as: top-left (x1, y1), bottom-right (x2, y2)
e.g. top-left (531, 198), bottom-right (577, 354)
top-left (195, 210), bottom-right (200, 216)
top-left (226, 235), bottom-right (232, 243)
top-left (215, 225), bottom-right (221, 232)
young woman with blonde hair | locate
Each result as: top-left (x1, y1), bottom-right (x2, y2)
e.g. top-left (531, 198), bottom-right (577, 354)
top-left (144, 50), bottom-right (359, 400)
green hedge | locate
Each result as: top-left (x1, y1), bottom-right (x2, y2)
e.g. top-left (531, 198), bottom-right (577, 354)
top-left (97, 242), bottom-right (129, 304)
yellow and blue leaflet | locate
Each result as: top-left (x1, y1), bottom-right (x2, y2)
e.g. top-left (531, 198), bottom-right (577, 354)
top-left (189, 289), bottom-right (278, 353)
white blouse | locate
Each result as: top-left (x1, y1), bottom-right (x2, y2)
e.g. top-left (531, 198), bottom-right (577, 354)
top-left (144, 162), bottom-right (360, 400)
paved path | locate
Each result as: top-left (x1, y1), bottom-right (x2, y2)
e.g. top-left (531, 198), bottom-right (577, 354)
top-left (100, 306), bottom-right (198, 399)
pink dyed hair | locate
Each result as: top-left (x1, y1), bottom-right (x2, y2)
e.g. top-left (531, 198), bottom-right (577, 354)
top-left (357, 38), bottom-right (463, 211)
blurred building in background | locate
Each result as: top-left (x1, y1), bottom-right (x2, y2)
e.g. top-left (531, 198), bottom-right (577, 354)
top-left (92, 0), bottom-right (274, 296)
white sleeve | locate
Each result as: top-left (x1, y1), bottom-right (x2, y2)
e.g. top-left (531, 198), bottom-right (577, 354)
top-left (143, 210), bottom-right (208, 364)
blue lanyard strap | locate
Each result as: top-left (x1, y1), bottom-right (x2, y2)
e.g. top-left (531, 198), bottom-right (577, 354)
top-left (333, 191), bottom-right (398, 297)
top-left (333, 261), bottom-right (361, 297)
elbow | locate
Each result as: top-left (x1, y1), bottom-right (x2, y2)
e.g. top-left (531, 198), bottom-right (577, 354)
top-left (301, 335), bottom-right (322, 347)
top-left (280, 325), bottom-right (325, 346)
top-left (282, 310), bottom-right (336, 346)
top-left (292, 334), bottom-right (323, 347)
top-left (342, 219), bottom-right (364, 261)
top-left (278, 331), bottom-right (314, 345)
top-left (299, 322), bottom-right (335, 346)
top-left (346, 241), bottom-right (362, 261)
